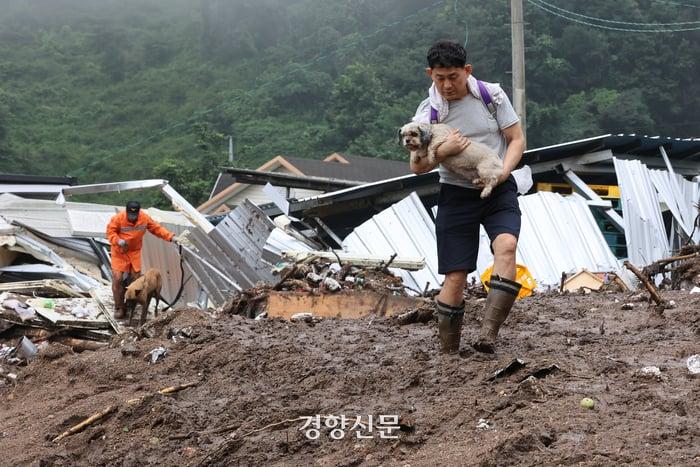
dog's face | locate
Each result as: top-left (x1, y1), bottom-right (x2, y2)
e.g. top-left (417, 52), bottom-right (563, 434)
top-left (399, 122), bottom-right (432, 151)
top-left (125, 286), bottom-right (140, 301)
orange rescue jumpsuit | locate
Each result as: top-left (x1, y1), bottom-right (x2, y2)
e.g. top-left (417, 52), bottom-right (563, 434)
top-left (107, 210), bottom-right (174, 273)
top-left (106, 210), bottom-right (174, 315)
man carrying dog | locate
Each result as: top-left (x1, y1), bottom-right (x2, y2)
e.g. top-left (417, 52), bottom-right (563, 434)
top-left (410, 40), bottom-right (528, 354)
top-left (106, 201), bottom-right (176, 319)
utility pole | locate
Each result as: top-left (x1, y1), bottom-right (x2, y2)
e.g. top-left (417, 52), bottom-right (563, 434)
top-left (227, 135), bottom-right (234, 164)
top-left (511, 0), bottom-right (526, 144)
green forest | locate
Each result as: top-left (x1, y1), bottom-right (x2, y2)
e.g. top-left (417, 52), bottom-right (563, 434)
top-left (0, 0), bottom-right (698, 207)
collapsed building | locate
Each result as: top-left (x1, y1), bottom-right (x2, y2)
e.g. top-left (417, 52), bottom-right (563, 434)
top-left (0, 134), bottom-right (699, 352)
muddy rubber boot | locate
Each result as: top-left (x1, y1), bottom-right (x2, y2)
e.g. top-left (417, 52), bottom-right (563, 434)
top-left (436, 300), bottom-right (465, 354)
top-left (473, 276), bottom-right (521, 353)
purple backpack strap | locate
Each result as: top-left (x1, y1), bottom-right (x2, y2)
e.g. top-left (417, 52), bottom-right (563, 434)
top-left (476, 80), bottom-right (497, 117)
top-left (430, 106), bottom-right (439, 123)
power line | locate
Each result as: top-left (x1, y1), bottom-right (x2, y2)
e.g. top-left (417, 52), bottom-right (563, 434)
top-left (534, 0), bottom-right (700, 26)
top-left (71, 0), bottom-right (448, 177)
top-left (651, 0), bottom-right (700, 9)
top-left (528, 0), bottom-right (700, 32)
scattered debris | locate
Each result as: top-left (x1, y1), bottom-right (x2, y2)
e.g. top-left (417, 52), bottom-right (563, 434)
top-left (623, 260), bottom-right (668, 312)
top-left (686, 355), bottom-right (700, 375)
top-left (690, 287), bottom-right (700, 294)
top-left (639, 366), bottom-right (662, 377)
top-left (146, 347), bottom-right (168, 364)
top-left (487, 358), bottom-right (526, 382)
top-left (519, 364), bottom-right (561, 382)
top-left (52, 405), bottom-right (117, 442)
top-left (476, 418), bottom-right (494, 430)
top-left (621, 303), bottom-right (635, 310)
top-left (11, 336), bottom-right (37, 363)
top-left (290, 312), bottom-right (314, 322)
top-left (158, 381), bottom-right (198, 395)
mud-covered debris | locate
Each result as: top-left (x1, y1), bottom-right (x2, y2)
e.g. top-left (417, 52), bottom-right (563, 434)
top-left (323, 277), bottom-right (341, 292)
top-left (487, 358), bottom-right (526, 382)
top-left (121, 342), bottom-right (139, 357)
top-left (686, 355), bottom-right (700, 374)
top-left (639, 366), bottom-right (661, 377)
top-left (621, 303), bottom-right (635, 310)
top-left (11, 336), bottom-right (37, 363)
top-left (476, 418), bottom-right (494, 430)
top-left (168, 326), bottom-right (194, 339)
top-left (146, 346), bottom-right (167, 364)
top-left (290, 312), bottom-right (313, 322)
top-left (519, 364), bottom-right (561, 382)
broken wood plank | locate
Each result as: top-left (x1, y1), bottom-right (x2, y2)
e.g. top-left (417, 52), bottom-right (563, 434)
top-left (281, 250), bottom-right (425, 270)
top-left (27, 299), bottom-right (111, 330)
top-left (266, 290), bottom-right (424, 320)
top-left (89, 288), bottom-right (122, 335)
top-left (0, 280), bottom-right (85, 297)
top-left (623, 260), bottom-right (667, 311)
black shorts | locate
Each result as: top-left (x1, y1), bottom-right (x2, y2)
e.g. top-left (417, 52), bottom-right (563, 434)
top-left (435, 177), bottom-right (521, 274)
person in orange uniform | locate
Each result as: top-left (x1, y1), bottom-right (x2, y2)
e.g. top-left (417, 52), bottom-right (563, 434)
top-left (106, 200), bottom-right (176, 318)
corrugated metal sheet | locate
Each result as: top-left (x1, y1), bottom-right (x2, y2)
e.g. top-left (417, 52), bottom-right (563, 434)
top-left (342, 192), bottom-right (442, 293)
top-left (184, 200), bottom-right (277, 306)
top-left (650, 170), bottom-right (700, 244)
top-left (680, 177), bottom-right (700, 244)
top-left (514, 192), bottom-right (623, 287)
top-left (0, 193), bottom-right (117, 238)
top-left (263, 227), bottom-right (314, 263)
top-left (142, 224), bottom-right (200, 307)
top-left (344, 191), bottom-right (624, 293)
top-left (614, 158), bottom-right (670, 267)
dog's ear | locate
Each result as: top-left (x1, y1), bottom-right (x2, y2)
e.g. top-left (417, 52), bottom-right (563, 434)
top-left (418, 123), bottom-right (432, 146)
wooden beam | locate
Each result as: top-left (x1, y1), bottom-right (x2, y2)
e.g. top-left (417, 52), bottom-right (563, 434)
top-left (266, 291), bottom-right (424, 320)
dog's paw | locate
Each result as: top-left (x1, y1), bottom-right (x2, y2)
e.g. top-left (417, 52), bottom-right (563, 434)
top-left (479, 186), bottom-right (493, 199)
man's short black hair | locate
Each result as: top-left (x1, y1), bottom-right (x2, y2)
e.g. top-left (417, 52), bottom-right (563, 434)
top-left (427, 40), bottom-right (467, 68)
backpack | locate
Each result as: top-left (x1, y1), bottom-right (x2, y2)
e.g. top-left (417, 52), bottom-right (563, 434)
top-left (430, 79), bottom-right (496, 123)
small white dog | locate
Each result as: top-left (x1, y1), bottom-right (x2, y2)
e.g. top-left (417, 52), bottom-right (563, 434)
top-left (399, 122), bottom-right (503, 198)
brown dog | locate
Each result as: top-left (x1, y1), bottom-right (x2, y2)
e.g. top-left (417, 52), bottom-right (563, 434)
top-left (125, 268), bottom-right (163, 326)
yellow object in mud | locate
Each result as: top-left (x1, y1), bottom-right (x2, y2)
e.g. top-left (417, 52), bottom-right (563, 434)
top-left (480, 264), bottom-right (537, 300)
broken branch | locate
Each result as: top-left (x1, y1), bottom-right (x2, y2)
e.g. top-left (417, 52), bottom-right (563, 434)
top-left (52, 405), bottom-right (117, 442)
top-left (623, 260), bottom-right (667, 310)
top-left (158, 381), bottom-right (199, 395)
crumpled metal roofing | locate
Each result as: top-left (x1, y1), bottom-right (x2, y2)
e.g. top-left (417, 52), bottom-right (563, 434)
top-left (512, 192), bottom-right (624, 287)
top-left (343, 191), bottom-right (626, 292)
top-left (649, 169), bottom-right (700, 244)
top-left (184, 200), bottom-right (276, 306)
top-left (613, 158), bottom-right (671, 267)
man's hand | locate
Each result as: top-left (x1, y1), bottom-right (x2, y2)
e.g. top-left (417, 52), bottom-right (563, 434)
top-left (496, 170), bottom-right (511, 186)
top-left (117, 238), bottom-right (128, 252)
top-left (435, 129), bottom-right (470, 162)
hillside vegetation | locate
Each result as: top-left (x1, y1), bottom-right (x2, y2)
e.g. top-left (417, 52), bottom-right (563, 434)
top-left (0, 0), bottom-right (698, 206)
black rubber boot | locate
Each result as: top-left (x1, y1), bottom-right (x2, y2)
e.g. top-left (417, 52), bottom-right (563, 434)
top-left (473, 276), bottom-right (521, 353)
top-left (436, 300), bottom-right (465, 354)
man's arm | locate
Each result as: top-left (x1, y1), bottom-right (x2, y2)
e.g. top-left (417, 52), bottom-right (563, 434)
top-left (498, 123), bottom-right (526, 184)
top-left (145, 215), bottom-right (175, 242)
top-left (410, 152), bottom-right (439, 174)
top-left (106, 215), bottom-right (121, 246)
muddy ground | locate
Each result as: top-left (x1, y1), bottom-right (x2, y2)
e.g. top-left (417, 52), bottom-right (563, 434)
top-left (1, 289), bottom-right (699, 466)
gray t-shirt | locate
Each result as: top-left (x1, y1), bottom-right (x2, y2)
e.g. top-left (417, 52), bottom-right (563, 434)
top-left (415, 80), bottom-right (520, 189)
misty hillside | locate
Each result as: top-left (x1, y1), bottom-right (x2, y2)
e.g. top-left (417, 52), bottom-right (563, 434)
top-left (0, 0), bottom-right (698, 206)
